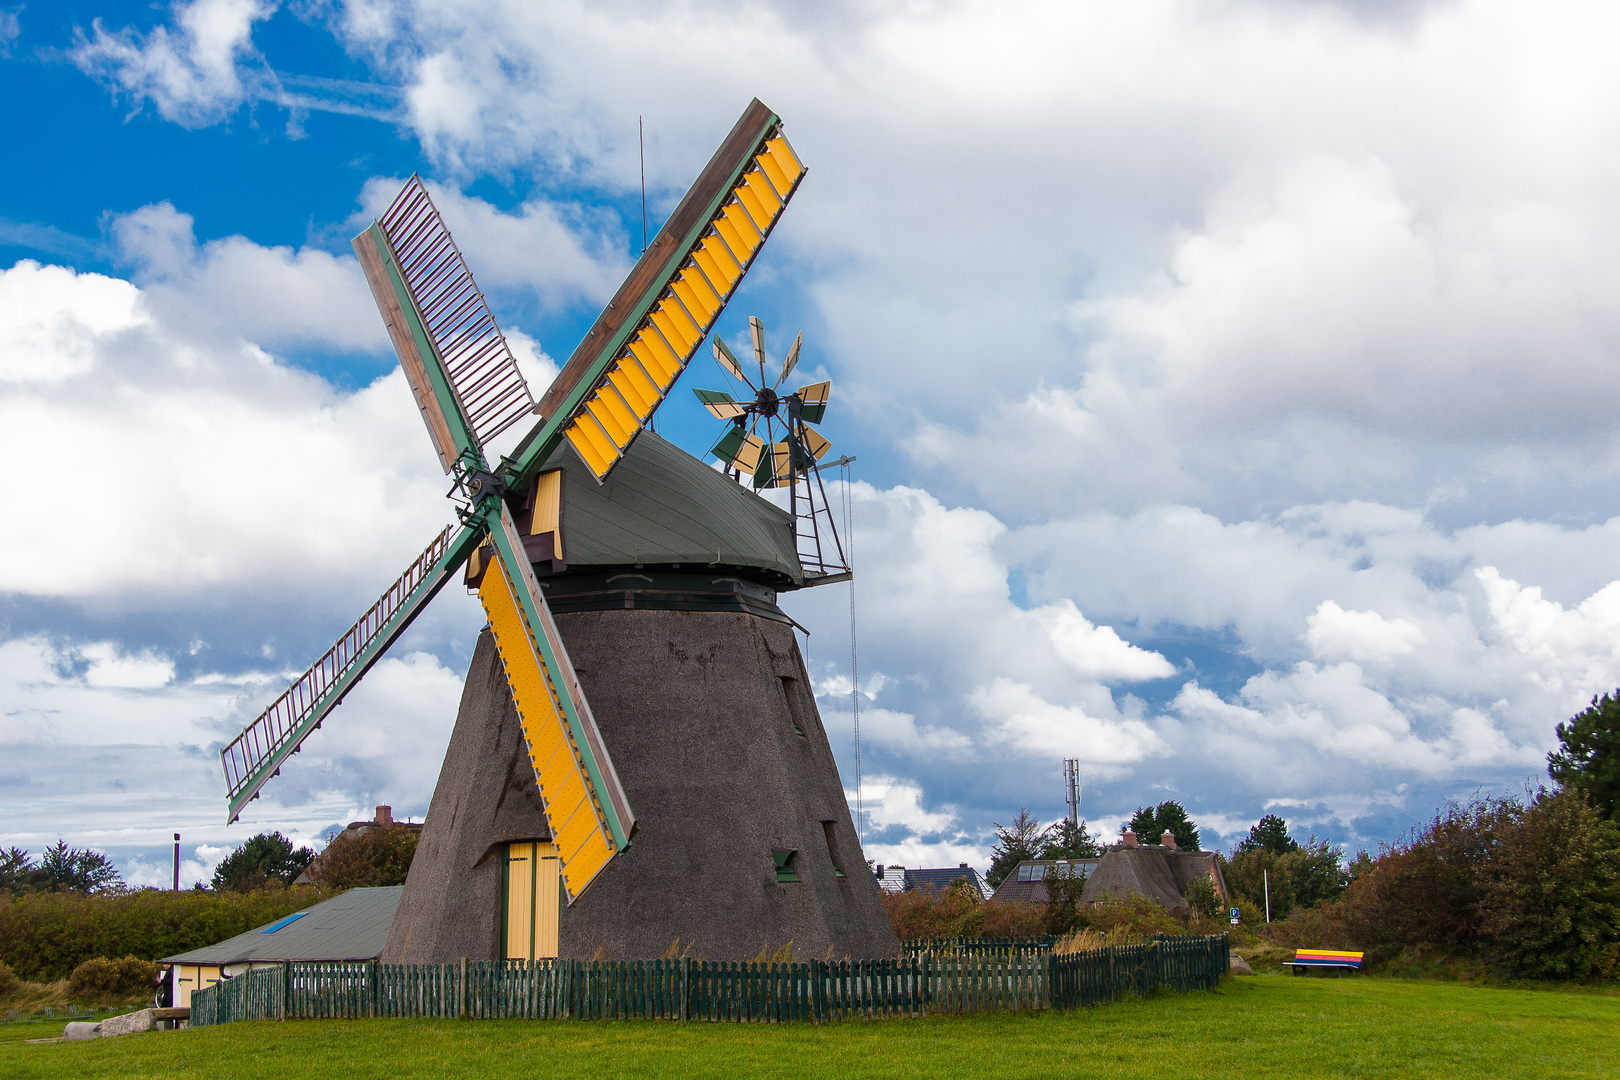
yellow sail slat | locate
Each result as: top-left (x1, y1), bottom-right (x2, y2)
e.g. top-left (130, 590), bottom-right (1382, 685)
top-left (565, 416), bottom-right (617, 478)
top-left (478, 553), bottom-right (615, 896)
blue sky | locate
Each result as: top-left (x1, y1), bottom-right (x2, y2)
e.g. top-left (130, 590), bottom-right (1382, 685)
top-left (5, 0), bottom-right (1620, 886)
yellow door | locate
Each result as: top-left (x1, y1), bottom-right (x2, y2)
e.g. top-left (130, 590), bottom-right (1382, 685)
top-left (502, 841), bottom-right (560, 961)
top-left (535, 843), bottom-right (559, 957)
top-left (174, 963), bottom-right (221, 1008)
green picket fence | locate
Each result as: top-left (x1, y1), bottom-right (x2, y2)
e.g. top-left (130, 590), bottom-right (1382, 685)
top-left (1049, 935), bottom-right (1230, 1008)
top-left (191, 934), bottom-right (1227, 1026)
top-left (900, 935), bottom-right (1059, 956)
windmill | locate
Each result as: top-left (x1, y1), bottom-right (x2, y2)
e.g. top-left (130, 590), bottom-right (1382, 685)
top-left (693, 319), bottom-right (849, 581)
top-left (218, 99), bottom-right (897, 961)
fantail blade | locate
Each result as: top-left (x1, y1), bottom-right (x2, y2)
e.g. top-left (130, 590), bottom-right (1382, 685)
top-left (713, 335), bottom-right (754, 389)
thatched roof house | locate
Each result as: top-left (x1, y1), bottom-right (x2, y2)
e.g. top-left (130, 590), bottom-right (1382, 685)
top-left (990, 831), bottom-right (1229, 910)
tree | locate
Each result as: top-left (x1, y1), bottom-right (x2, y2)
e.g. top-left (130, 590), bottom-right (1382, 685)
top-left (1220, 848), bottom-right (1294, 919)
top-left (1280, 836), bottom-right (1350, 909)
top-left (39, 841), bottom-right (122, 893)
top-left (0, 848), bottom-right (50, 896)
top-left (1549, 691), bottom-right (1620, 821)
top-left (1126, 801), bottom-right (1201, 851)
top-left (212, 832), bottom-right (315, 891)
top-left (1479, 786), bottom-right (1620, 979)
top-left (1040, 819), bottom-right (1102, 860)
top-left (305, 827), bottom-right (418, 890)
top-left (1330, 794), bottom-right (1518, 956)
top-left (1041, 861), bottom-right (1089, 935)
top-left (1236, 814), bottom-right (1299, 856)
top-left (1183, 873), bottom-right (1221, 919)
top-left (987, 807), bottom-right (1050, 888)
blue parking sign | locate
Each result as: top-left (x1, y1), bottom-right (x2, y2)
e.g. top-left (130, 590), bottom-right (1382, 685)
top-left (1229, 907), bottom-right (1241, 919)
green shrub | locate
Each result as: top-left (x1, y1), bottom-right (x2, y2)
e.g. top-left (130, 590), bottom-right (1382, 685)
top-left (212, 832), bottom-right (316, 891)
top-left (1041, 862), bottom-right (1089, 935)
top-left (306, 828), bottom-right (418, 890)
top-left (1183, 873), bottom-right (1220, 919)
top-left (69, 955), bottom-right (158, 996)
top-left (1082, 894), bottom-right (1186, 937)
top-left (1478, 787), bottom-right (1620, 979)
top-left (0, 886), bottom-right (332, 981)
top-left (0, 958), bottom-right (18, 995)
top-left (881, 889), bottom-right (1047, 940)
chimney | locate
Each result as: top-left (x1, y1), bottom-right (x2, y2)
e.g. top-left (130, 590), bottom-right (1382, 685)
top-left (959, 862), bottom-right (969, 869)
top-left (1123, 831), bottom-right (1138, 848)
top-left (1161, 833), bottom-right (1177, 850)
top-left (375, 805), bottom-right (393, 828)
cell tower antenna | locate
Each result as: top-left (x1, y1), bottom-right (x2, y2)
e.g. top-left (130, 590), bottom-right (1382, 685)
top-left (1064, 758), bottom-right (1080, 829)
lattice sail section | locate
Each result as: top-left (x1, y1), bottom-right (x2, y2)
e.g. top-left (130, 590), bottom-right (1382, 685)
top-left (563, 133), bottom-right (806, 481)
top-left (220, 525), bottom-right (456, 816)
top-left (379, 177), bottom-right (537, 451)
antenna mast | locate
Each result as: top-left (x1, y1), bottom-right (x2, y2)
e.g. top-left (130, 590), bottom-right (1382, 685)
top-left (1064, 758), bottom-right (1080, 829)
top-left (639, 116), bottom-right (648, 254)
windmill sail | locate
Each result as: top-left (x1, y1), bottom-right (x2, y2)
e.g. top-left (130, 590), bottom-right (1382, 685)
top-left (354, 178), bottom-right (538, 469)
top-left (477, 504), bottom-right (634, 899)
top-left (510, 98), bottom-right (806, 487)
top-left (220, 524), bottom-right (480, 822)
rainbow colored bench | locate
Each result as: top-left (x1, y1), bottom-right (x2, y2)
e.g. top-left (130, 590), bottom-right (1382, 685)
top-left (1284, 949), bottom-right (1363, 976)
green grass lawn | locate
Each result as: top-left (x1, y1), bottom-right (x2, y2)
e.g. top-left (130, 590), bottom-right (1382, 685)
top-left (3, 974), bottom-right (1617, 1079)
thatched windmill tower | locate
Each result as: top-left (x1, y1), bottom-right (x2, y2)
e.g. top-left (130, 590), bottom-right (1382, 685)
top-left (215, 99), bottom-right (897, 962)
top-left (386, 431), bottom-right (894, 961)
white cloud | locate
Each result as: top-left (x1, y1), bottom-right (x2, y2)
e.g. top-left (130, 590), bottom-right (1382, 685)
top-left (78, 643), bottom-right (176, 689)
top-left (1478, 565), bottom-right (1620, 706)
top-left (820, 704), bottom-right (972, 757)
top-left (0, 261), bottom-right (146, 383)
top-left (0, 257), bottom-right (448, 598)
top-left (974, 678), bottom-right (1166, 765)
top-left (73, 0), bottom-right (277, 127)
top-left (112, 202), bottom-right (386, 355)
top-left (1306, 599), bottom-right (1424, 662)
top-left (1037, 600), bottom-right (1177, 681)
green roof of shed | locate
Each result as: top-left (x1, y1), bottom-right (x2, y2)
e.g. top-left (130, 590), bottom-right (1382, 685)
top-left (545, 432), bottom-right (803, 587)
top-left (161, 886), bottom-right (402, 965)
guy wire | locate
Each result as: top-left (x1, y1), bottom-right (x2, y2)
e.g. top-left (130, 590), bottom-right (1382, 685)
top-left (842, 459), bottom-right (861, 843)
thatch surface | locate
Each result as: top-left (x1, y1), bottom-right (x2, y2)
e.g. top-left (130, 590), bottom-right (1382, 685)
top-left (381, 633), bottom-right (553, 963)
top-left (1079, 848), bottom-right (1227, 909)
top-left (386, 608), bottom-right (898, 963)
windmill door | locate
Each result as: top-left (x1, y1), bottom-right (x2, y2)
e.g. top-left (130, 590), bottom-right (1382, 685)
top-left (501, 841), bottom-right (560, 960)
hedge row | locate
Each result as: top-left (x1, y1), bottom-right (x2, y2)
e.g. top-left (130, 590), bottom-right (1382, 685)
top-left (0, 887), bottom-right (332, 981)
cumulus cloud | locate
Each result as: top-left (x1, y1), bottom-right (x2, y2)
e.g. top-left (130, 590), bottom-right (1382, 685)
top-left (975, 678), bottom-right (1165, 765)
top-left (1306, 600), bottom-right (1424, 663)
top-left (0, 262), bottom-right (145, 383)
top-left (111, 202), bottom-right (386, 355)
top-left (1478, 566), bottom-right (1620, 706)
top-left (0, 257), bottom-right (448, 599)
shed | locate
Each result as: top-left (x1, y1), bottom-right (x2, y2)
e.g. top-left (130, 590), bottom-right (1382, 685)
top-left (161, 886), bottom-right (402, 1008)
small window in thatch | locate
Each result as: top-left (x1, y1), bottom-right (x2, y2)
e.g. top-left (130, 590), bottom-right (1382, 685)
top-left (773, 848), bottom-right (800, 882)
top-left (779, 676), bottom-right (806, 736)
top-left (821, 821), bottom-right (846, 877)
